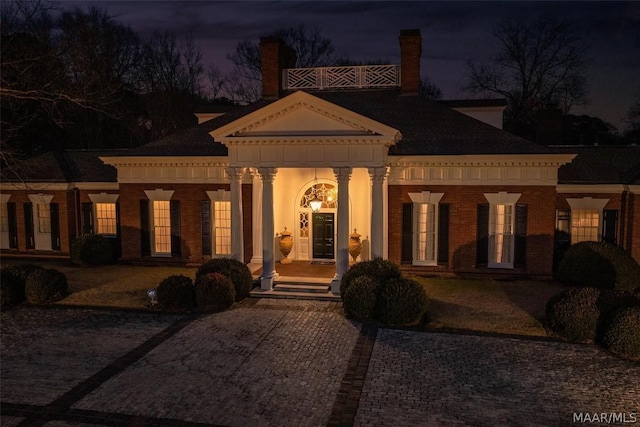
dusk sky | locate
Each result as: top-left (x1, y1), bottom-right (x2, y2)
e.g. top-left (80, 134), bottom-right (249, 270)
top-left (63, 1), bottom-right (640, 132)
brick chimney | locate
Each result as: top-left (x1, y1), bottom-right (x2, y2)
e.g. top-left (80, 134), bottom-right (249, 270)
top-left (260, 37), bottom-right (296, 99)
top-left (399, 29), bottom-right (422, 95)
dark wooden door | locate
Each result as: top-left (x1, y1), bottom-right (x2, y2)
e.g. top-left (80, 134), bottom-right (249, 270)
top-left (312, 213), bottom-right (334, 259)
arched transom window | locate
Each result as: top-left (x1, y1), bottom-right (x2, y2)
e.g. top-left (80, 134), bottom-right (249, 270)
top-left (300, 183), bottom-right (337, 209)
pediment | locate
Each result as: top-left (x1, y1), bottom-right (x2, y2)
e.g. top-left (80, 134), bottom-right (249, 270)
top-left (211, 91), bottom-right (401, 143)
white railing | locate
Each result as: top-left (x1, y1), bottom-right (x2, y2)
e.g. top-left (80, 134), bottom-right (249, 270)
top-left (283, 65), bottom-right (400, 90)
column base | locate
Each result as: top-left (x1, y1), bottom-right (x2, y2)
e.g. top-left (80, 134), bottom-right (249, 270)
top-left (330, 276), bottom-right (341, 294)
top-left (260, 271), bottom-right (279, 290)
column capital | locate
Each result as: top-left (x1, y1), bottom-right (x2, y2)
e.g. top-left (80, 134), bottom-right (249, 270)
top-left (333, 167), bottom-right (352, 181)
top-left (226, 166), bottom-right (245, 181)
top-left (368, 166), bottom-right (389, 183)
top-left (257, 167), bottom-right (278, 182)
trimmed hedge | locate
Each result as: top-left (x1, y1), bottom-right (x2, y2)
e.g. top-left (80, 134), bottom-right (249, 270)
top-left (556, 241), bottom-right (640, 291)
top-left (157, 275), bottom-right (195, 311)
top-left (602, 306), bottom-right (640, 359)
top-left (377, 277), bottom-right (428, 326)
top-left (342, 276), bottom-right (379, 321)
top-left (0, 264), bottom-right (43, 309)
top-left (340, 258), bottom-right (402, 295)
top-left (546, 287), bottom-right (600, 342)
top-left (71, 234), bottom-right (114, 266)
top-left (195, 272), bottom-right (235, 311)
top-left (25, 268), bottom-right (69, 304)
top-left (196, 258), bottom-right (253, 302)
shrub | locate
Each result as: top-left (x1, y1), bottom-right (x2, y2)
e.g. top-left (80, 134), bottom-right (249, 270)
top-left (546, 287), bottom-right (600, 342)
top-left (1, 269), bottom-right (24, 309)
top-left (376, 277), bottom-right (428, 326)
top-left (71, 234), bottom-right (114, 266)
top-left (157, 275), bottom-right (195, 311)
top-left (596, 289), bottom-right (640, 338)
top-left (25, 268), bottom-right (69, 304)
top-left (556, 241), bottom-right (640, 290)
top-left (195, 272), bottom-right (235, 311)
top-left (602, 306), bottom-right (640, 359)
top-left (340, 258), bottom-right (402, 295)
top-left (342, 276), bottom-right (379, 321)
top-left (196, 258), bottom-right (253, 302)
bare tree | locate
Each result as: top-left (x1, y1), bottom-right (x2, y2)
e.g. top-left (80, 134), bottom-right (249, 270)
top-left (420, 76), bottom-right (442, 100)
top-left (464, 17), bottom-right (588, 137)
top-left (205, 64), bottom-right (227, 100)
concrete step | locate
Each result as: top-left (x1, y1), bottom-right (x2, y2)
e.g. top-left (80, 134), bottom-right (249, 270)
top-left (273, 283), bottom-right (330, 293)
top-left (250, 289), bottom-right (340, 301)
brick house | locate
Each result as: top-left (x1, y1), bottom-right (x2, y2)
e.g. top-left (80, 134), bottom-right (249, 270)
top-left (2, 30), bottom-right (639, 294)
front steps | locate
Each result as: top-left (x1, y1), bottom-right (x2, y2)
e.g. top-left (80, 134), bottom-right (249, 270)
top-left (250, 280), bottom-right (340, 301)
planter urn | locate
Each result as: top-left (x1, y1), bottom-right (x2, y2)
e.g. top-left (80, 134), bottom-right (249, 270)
top-left (279, 226), bottom-right (293, 264)
top-left (349, 229), bottom-right (362, 263)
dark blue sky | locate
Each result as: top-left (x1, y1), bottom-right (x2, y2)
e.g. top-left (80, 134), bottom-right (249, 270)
top-left (63, 1), bottom-right (640, 131)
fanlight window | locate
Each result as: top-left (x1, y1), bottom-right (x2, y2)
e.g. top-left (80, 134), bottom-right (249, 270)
top-left (300, 183), bottom-right (337, 210)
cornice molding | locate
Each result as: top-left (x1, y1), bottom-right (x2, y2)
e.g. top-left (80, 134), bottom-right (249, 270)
top-left (389, 154), bottom-right (576, 168)
top-left (219, 136), bottom-right (397, 146)
top-left (100, 156), bottom-right (229, 168)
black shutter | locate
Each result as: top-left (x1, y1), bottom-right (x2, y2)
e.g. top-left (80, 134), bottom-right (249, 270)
top-left (476, 203), bottom-right (489, 266)
top-left (170, 200), bottom-right (181, 256)
top-left (201, 201), bottom-right (212, 256)
top-left (7, 202), bottom-right (18, 248)
top-left (24, 203), bottom-right (34, 249)
top-left (603, 210), bottom-right (618, 244)
top-left (113, 202), bottom-right (122, 259)
top-left (514, 204), bottom-right (528, 268)
top-left (81, 202), bottom-right (93, 235)
top-left (140, 200), bottom-right (150, 256)
top-left (50, 203), bottom-right (60, 250)
top-left (115, 202), bottom-right (121, 238)
top-left (438, 204), bottom-right (450, 265)
top-left (401, 203), bottom-right (413, 264)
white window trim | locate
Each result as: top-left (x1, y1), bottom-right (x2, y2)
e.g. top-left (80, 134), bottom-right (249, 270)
top-left (145, 189), bottom-right (174, 257)
top-left (207, 190), bottom-right (232, 257)
top-left (28, 194), bottom-right (54, 251)
top-left (484, 192), bottom-right (521, 269)
top-left (0, 194), bottom-right (11, 249)
top-left (89, 193), bottom-right (119, 235)
top-left (408, 192), bottom-right (443, 266)
top-left (566, 197), bottom-right (609, 243)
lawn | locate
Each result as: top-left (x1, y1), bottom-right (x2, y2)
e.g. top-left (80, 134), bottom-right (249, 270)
top-left (414, 275), bottom-right (566, 337)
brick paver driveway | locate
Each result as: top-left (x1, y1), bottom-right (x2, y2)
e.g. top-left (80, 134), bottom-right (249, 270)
top-left (2, 299), bottom-right (638, 426)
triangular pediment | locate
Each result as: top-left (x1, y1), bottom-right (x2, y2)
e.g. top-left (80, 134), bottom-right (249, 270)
top-left (211, 91), bottom-right (401, 142)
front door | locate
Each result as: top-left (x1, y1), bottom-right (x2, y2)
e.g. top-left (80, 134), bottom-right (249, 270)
top-left (312, 213), bottom-right (334, 259)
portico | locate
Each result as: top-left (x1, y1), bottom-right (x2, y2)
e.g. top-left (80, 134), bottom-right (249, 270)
top-left (211, 91), bottom-right (400, 293)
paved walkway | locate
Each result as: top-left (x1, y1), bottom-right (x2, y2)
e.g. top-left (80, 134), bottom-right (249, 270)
top-left (1, 300), bottom-right (638, 427)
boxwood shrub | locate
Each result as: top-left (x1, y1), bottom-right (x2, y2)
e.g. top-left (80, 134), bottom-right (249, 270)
top-left (602, 306), bottom-right (640, 359)
top-left (195, 272), bottom-right (235, 311)
top-left (340, 258), bottom-right (402, 295)
top-left (342, 276), bottom-right (379, 321)
top-left (25, 268), bottom-right (69, 304)
top-left (376, 277), bottom-right (428, 326)
top-left (157, 275), bottom-right (195, 311)
top-left (546, 287), bottom-right (600, 342)
top-left (196, 258), bottom-right (253, 301)
top-left (556, 241), bottom-right (640, 290)
top-left (71, 234), bottom-right (114, 266)
top-left (1, 269), bottom-right (24, 309)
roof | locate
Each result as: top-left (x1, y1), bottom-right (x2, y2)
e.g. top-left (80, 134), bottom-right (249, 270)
top-left (553, 145), bottom-right (640, 184)
top-left (127, 89), bottom-right (549, 157)
top-left (1, 150), bottom-right (120, 183)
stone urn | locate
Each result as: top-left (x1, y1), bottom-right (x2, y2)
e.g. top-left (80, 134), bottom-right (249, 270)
top-left (279, 226), bottom-right (293, 264)
top-left (349, 228), bottom-right (362, 264)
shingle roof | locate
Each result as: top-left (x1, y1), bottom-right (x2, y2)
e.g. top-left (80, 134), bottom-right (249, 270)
top-left (553, 145), bottom-right (640, 184)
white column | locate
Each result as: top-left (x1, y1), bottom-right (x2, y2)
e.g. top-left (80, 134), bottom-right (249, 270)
top-left (250, 169), bottom-right (263, 265)
top-left (369, 167), bottom-right (387, 259)
top-left (227, 167), bottom-right (244, 262)
top-left (259, 167), bottom-right (277, 290)
top-left (331, 167), bottom-right (352, 293)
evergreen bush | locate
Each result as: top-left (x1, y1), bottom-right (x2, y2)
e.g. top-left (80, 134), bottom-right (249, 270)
top-left (71, 234), bottom-right (114, 265)
top-left (376, 277), bottom-right (428, 326)
top-left (1, 269), bottom-right (24, 309)
top-left (195, 272), bottom-right (235, 311)
top-left (342, 276), bottom-right (379, 321)
top-left (556, 241), bottom-right (640, 290)
top-left (25, 268), bottom-right (69, 304)
top-left (196, 258), bottom-right (253, 301)
top-left (602, 306), bottom-right (640, 359)
top-left (340, 258), bottom-right (402, 295)
top-left (546, 287), bottom-right (600, 342)
top-left (157, 275), bottom-right (195, 311)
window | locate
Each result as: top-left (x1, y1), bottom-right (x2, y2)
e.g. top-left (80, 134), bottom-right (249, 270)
top-left (37, 203), bottom-right (51, 233)
top-left (414, 203), bottom-right (437, 264)
top-left (0, 203), bottom-right (8, 233)
top-left (490, 204), bottom-right (514, 265)
top-left (214, 201), bottom-right (231, 255)
top-left (152, 200), bottom-right (171, 254)
top-left (95, 203), bottom-right (117, 235)
top-left (570, 209), bottom-right (600, 244)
